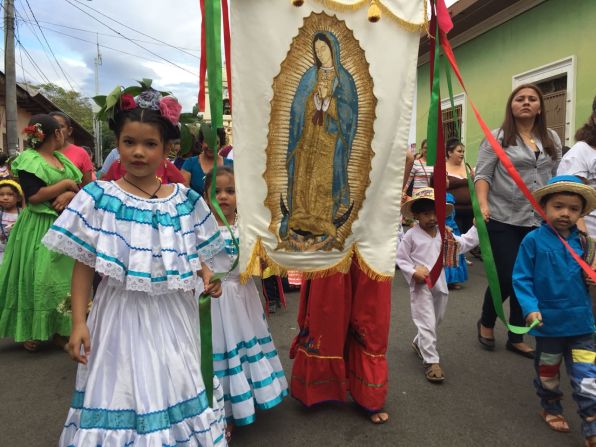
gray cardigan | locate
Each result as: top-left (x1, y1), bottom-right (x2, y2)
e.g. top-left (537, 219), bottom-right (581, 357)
top-left (474, 128), bottom-right (561, 227)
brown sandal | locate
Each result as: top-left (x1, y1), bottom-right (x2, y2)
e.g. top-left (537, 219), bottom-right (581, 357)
top-left (424, 363), bottom-right (445, 383)
top-left (23, 340), bottom-right (40, 352)
top-left (540, 411), bottom-right (570, 433)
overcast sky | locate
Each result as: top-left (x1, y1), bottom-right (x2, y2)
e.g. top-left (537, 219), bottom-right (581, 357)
top-left (2, 0), bottom-right (458, 111)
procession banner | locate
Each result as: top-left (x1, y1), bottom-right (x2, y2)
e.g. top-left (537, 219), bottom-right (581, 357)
top-left (231, 0), bottom-right (426, 280)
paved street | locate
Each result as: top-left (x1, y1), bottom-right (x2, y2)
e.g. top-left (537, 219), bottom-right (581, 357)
top-left (1, 262), bottom-right (584, 446)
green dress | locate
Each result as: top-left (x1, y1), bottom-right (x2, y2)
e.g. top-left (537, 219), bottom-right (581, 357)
top-left (0, 149), bottom-right (82, 342)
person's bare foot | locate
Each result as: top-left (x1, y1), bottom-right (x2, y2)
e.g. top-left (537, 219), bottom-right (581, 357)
top-left (370, 411), bottom-right (389, 424)
top-left (23, 340), bottom-right (40, 352)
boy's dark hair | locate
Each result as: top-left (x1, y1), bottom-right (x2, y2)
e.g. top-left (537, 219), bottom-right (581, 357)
top-left (110, 108), bottom-right (180, 144)
top-left (411, 198), bottom-right (435, 214)
top-left (540, 191), bottom-right (587, 212)
top-left (203, 166), bottom-right (235, 200)
top-left (0, 154), bottom-right (8, 165)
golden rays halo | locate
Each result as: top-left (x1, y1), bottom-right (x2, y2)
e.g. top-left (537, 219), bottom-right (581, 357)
top-left (264, 11), bottom-right (377, 253)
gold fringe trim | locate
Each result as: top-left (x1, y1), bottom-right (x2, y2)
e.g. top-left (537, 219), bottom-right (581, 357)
top-left (307, 0), bottom-right (428, 32)
top-left (240, 237), bottom-right (393, 283)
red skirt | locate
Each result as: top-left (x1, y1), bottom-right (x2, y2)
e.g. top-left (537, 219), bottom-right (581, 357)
top-left (289, 259), bottom-right (391, 411)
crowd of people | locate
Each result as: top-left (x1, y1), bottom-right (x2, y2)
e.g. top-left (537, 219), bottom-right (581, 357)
top-left (0, 81), bottom-right (594, 446)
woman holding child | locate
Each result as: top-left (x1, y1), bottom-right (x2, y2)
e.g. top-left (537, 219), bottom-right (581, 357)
top-left (475, 83), bottom-right (562, 358)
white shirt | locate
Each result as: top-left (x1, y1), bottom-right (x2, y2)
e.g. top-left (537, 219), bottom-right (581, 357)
top-left (557, 141), bottom-right (596, 237)
top-left (396, 224), bottom-right (479, 294)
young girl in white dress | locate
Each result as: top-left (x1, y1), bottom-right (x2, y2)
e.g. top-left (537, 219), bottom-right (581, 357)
top-left (199, 166), bottom-right (288, 431)
top-left (43, 84), bottom-right (228, 446)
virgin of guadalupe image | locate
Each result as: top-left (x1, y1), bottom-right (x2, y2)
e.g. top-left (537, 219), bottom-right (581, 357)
top-left (279, 31), bottom-right (358, 250)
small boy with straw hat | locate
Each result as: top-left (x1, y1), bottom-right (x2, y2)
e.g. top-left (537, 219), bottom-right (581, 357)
top-left (513, 175), bottom-right (596, 444)
top-left (397, 187), bottom-right (479, 383)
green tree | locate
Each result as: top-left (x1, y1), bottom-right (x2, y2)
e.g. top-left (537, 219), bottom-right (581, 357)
top-left (35, 83), bottom-right (94, 133)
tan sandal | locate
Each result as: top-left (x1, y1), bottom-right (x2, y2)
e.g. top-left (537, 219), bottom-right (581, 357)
top-left (424, 363), bottom-right (445, 383)
top-left (540, 411), bottom-right (570, 433)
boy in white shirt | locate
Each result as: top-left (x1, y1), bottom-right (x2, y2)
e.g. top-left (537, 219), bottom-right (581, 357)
top-left (397, 187), bottom-right (478, 383)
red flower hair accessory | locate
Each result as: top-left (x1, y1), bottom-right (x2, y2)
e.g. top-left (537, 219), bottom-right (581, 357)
top-left (22, 123), bottom-right (45, 147)
top-left (120, 94), bottom-right (137, 111)
top-left (159, 96), bottom-right (182, 126)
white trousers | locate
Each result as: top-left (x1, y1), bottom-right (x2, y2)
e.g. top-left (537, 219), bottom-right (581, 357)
top-left (410, 284), bottom-right (448, 364)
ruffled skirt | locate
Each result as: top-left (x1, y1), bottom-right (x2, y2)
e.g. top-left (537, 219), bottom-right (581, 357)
top-left (60, 282), bottom-right (226, 446)
top-left (209, 277), bottom-right (288, 426)
top-left (0, 208), bottom-right (73, 342)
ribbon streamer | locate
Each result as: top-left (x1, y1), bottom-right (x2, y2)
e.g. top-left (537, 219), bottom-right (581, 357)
top-left (198, 0), bottom-right (207, 112)
top-left (222, 0), bottom-right (233, 111)
top-left (425, 7), bottom-right (446, 288)
top-left (200, 0), bottom-right (241, 407)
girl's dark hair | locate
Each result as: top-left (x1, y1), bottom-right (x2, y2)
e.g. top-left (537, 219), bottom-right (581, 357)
top-left (574, 95), bottom-right (596, 147)
top-left (501, 83), bottom-right (556, 158)
top-left (411, 198), bottom-right (435, 214)
top-left (26, 114), bottom-right (61, 149)
top-left (312, 33), bottom-right (334, 69)
top-left (110, 108), bottom-right (180, 144)
top-left (0, 183), bottom-right (22, 199)
top-left (203, 166), bottom-right (234, 199)
top-left (0, 154), bottom-right (8, 165)
top-left (49, 111), bottom-right (73, 128)
top-left (197, 127), bottom-right (227, 149)
top-left (446, 137), bottom-right (463, 156)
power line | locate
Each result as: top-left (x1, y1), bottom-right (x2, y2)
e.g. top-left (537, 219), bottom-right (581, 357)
top-left (7, 2), bottom-right (65, 85)
top-left (23, 0), bottom-right (78, 91)
top-left (35, 24), bottom-right (189, 66)
top-left (63, 0), bottom-right (198, 76)
top-left (14, 38), bottom-right (53, 84)
top-left (67, 0), bottom-right (200, 59)
top-left (17, 17), bottom-right (200, 53)
top-left (15, 17), bottom-right (31, 88)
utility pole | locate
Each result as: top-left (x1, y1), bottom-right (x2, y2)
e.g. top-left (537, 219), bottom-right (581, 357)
top-left (3, 0), bottom-right (19, 155)
top-left (92, 34), bottom-right (103, 165)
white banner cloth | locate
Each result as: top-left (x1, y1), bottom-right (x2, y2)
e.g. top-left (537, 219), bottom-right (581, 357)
top-left (232, 0), bottom-right (424, 280)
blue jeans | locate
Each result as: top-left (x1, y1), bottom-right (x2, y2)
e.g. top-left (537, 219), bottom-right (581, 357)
top-left (534, 334), bottom-right (596, 438)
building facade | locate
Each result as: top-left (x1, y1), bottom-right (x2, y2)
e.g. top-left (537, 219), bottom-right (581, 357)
top-left (415, 0), bottom-right (596, 164)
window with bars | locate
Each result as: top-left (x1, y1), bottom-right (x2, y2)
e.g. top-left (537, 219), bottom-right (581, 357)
top-left (442, 104), bottom-right (462, 141)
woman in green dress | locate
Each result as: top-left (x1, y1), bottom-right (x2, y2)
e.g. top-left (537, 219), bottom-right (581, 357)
top-left (0, 114), bottom-right (82, 351)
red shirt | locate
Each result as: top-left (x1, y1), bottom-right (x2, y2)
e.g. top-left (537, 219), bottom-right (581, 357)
top-left (101, 159), bottom-right (186, 184)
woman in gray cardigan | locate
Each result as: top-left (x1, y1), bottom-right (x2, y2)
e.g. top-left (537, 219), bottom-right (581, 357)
top-left (475, 83), bottom-right (561, 358)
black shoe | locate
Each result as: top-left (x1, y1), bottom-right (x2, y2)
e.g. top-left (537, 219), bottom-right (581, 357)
top-left (268, 301), bottom-right (277, 314)
top-left (505, 341), bottom-right (535, 359)
top-left (477, 319), bottom-right (495, 350)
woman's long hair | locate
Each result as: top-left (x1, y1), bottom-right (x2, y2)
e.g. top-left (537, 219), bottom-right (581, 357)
top-left (500, 83), bottom-right (556, 158)
top-left (574, 96), bottom-right (596, 147)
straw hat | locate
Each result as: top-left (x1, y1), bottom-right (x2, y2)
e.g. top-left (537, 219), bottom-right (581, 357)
top-left (402, 187), bottom-right (454, 220)
top-left (0, 179), bottom-right (23, 198)
top-left (533, 175), bottom-right (596, 217)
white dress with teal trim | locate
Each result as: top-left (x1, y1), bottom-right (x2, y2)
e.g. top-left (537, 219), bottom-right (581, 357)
top-left (198, 226), bottom-right (288, 426)
top-left (42, 181), bottom-right (228, 447)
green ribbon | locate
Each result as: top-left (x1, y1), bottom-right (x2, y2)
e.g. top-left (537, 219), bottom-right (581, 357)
top-left (200, 0), bottom-right (240, 407)
top-left (442, 64), bottom-right (538, 334)
top-left (425, 19), bottom-right (441, 167)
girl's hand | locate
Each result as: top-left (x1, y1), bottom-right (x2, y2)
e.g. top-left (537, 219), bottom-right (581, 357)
top-left (68, 322), bottom-right (91, 364)
top-left (200, 265), bottom-right (223, 298)
top-left (526, 312), bottom-right (543, 327)
top-left (52, 191), bottom-right (76, 212)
